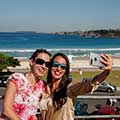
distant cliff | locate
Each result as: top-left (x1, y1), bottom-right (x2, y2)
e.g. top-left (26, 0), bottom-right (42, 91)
top-left (55, 29), bottom-right (120, 38)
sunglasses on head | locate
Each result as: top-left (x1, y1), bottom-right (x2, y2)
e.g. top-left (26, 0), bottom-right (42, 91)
top-left (35, 58), bottom-right (50, 68)
top-left (52, 61), bottom-right (67, 70)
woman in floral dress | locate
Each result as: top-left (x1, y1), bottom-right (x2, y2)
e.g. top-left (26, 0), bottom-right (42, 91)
top-left (3, 49), bottom-right (51, 120)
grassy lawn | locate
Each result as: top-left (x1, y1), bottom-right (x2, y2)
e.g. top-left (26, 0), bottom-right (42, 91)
top-left (70, 70), bottom-right (120, 87)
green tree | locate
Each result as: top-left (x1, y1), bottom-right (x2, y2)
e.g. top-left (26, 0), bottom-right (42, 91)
top-left (0, 53), bottom-right (20, 71)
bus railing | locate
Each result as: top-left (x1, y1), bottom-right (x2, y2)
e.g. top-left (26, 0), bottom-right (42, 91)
top-left (75, 115), bottom-right (120, 119)
top-left (75, 95), bottom-right (120, 119)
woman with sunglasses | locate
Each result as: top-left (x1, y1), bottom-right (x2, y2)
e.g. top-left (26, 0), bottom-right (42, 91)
top-left (3, 49), bottom-right (51, 120)
top-left (39, 52), bottom-right (112, 120)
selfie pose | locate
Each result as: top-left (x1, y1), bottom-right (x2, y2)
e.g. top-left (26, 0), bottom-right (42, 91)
top-left (39, 53), bottom-right (112, 120)
top-left (3, 49), bottom-right (51, 120)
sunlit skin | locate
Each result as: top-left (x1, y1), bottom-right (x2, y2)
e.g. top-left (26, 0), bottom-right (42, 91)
top-left (51, 56), bottom-right (66, 92)
top-left (29, 53), bottom-right (50, 82)
top-left (100, 54), bottom-right (112, 70)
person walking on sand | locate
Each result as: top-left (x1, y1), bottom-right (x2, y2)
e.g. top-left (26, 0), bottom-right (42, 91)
top-left (3, 49), bottom-right (51, 120)
top-left (39, 52), bottom-right (112, 120)
top-left (79, 68), bottom-right (83, 75)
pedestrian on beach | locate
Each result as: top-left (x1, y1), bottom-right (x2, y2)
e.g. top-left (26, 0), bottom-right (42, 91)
top-left (39, 52), bottom-right (112, 120)
top-left (3, 49), bottom-right (51, 120)
top-left (79, 68), bottom-right (83, 75)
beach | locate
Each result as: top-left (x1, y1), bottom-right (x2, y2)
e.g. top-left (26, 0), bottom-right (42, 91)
top-left (8, 56), bottom-right (120, 72)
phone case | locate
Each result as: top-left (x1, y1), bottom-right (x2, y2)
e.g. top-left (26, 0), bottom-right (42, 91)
top-left (89, 52), bottom-right (104, 67)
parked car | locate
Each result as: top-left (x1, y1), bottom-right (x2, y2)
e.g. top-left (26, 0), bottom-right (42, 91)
top-left (0, 74), bottom-right (11, 87)
top-left (0, 72), bottom-right (13, 87)
top-left (95, 82), bottom-right (116, 93)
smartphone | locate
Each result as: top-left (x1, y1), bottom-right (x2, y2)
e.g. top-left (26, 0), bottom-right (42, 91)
top-left (89, 52), bottom-right (104, 67)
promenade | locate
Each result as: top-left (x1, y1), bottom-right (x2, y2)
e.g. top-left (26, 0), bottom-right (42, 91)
top-left (7, 56), bottom-right (120, 72)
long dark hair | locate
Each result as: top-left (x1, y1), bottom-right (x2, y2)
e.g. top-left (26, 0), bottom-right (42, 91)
top-left (47, 53), bottom-right (71, 110)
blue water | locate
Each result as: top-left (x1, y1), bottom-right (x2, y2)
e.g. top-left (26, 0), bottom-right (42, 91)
top-left (0, 32), bottom-right (120, 58)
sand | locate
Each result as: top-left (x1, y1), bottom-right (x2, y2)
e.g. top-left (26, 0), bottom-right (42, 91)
top-left (8, 56), bottom-right (120, 72)
top-left (70, 56), bottom-right (120, 70)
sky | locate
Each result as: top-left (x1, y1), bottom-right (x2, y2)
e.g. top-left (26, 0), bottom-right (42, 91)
top-left (0, 0), bottom-right (120, 33)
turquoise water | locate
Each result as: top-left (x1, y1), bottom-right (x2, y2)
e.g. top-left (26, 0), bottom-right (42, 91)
top-left (0, 32), bottom-right (120, 58)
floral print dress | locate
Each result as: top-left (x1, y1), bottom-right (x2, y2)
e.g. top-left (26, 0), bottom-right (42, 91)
top-left (7, 73), bottom-right (45, 120)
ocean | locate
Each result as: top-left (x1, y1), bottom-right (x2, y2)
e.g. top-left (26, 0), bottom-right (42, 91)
top-left (0, 32), bottom-right (120, 58)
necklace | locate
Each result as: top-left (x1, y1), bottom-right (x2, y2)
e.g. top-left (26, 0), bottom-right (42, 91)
top-left (25, 72), bottom-right (36, 85)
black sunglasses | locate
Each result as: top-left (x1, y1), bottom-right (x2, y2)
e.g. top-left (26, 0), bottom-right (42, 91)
top-left (52, 61), bottom-right (67, 70)
top-left (35, 58), bottom-right (50, 68)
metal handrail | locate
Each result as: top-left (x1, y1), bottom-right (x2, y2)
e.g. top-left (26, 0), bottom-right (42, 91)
top-left (75, 115), bottom-right (120, 119)
top-left (77, 95), bottom-right (120, 99)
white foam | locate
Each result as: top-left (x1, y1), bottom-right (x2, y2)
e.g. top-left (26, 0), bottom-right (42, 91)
top-left (0, 48), bottom-right (120, 52)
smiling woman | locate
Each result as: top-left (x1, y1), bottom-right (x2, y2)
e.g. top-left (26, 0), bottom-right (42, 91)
top-left (39, 52), bottom-right (113, 120)
top-left (3, 49), bottom-right (51, 120)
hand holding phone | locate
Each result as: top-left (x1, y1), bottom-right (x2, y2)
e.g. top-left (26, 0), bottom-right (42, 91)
top-left (89, 52), bottom-right (105, 68)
